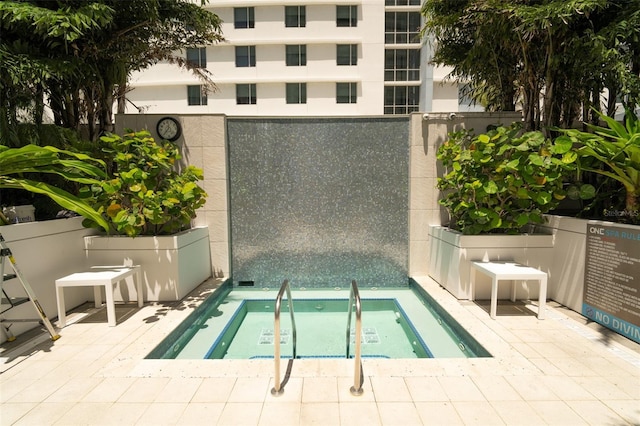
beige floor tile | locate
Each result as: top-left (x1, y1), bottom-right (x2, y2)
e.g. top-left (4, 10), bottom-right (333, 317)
top-left (0, 403), bottom-right (39, 426)
top-left (490, 400), bottom-right (545, 425)
top-left (0, 377), bottom-right (37, 403)
top-left (301, 377), bottom-right (339, 402)
top-left (154, 377), bottom-right (203, 403)
top-left (6, 379), bottom-right (63, 403)
top-left (53, 402), bottom-right (112, 425)
top-left (227, 377), bottom-right (271, 402)
top-left (337, 377), bottom-right (375, 402)
top-left (191, 377), bottom-right (236, 402)
top-left (370, 377), bottom-right (412, 402)
top-left (299, 402), bottom-right (341, 425)
top-left (176, 402), bottom-right (225, 426)
top-left (450, 401), bottom-right (504, 425)
top-left (339, 402), bottom-right (381, 426)
top-left (573, 376), bottom-right (635, 400)
top-left (404, 376), bottom-right (448, 401)
top-left (81, 377), bottom-right (136, 403)
top-left (266, 377), bottom-right (303, 402)
top-left (414, 402), bottom-right (463, 425)
top-left (43, 377), bottom-right (103, 403)
top-left (377, 402), bottom-right (422, 426)
top-left (217, 402), bottom-right (263, 426)
top-left (135, 402), bottom-right (188, 425)
top-left (12, 402), bottom-right (74, 426)
top-left (438, 376), bottom-right (485, 401)
top-left (504, 375), bottom-right (558, 401)
top-left (259, 401), bottom-right (301, 426)
top-left (98, 402), bottom-right (150, 425)
top-left (539, 375), bottom-right (597, 400)
top-left (544, 357), bottom-right (599, 377)
top-left (566, 400), bottom-right (630, 425)
top-left (603, 375), bottom-right (640, 399)
top-left (527, 401), bottom-right (588, 425)
top-left (601, 399), bottom-right (640, 425)
top-left (525, 356), bottom-right (565, 375)
top-left (471, 375), bottom-right (522, 401)
top-left (117, 377), bottom-right (171, 403)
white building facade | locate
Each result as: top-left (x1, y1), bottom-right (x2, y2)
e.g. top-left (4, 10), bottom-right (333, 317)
top-left (126, 0), bottom-right (468, 116)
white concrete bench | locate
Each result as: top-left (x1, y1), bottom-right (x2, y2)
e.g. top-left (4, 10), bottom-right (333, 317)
top-left (470, 261), bottom-right (547, 320)
top-left (55, 265), bottom-right (142, 327)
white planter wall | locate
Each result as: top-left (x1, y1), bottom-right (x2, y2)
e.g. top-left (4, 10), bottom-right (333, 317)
top-left (0, 217), bottom-right (96, 344)
top-left (536, 216), bottom-right (590, 312)
top-left (428, 225), bottom-right (554, 300)
top-left (84, 227), bottom-right (212, 302)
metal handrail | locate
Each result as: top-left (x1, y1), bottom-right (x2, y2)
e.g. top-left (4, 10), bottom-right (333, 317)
top-left (346, 279), bottom-right (364, 395)
top-left (271, 279), bottom-right (297, 395)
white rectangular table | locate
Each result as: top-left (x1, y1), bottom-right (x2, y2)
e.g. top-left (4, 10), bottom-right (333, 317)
top-left (55, 266), bottom-right (142, 327)
top-left (470, 261), bottom-right (547, 319)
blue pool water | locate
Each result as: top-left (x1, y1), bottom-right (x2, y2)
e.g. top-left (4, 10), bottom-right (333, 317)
top-left (147, 279), bottom-right (491, 359)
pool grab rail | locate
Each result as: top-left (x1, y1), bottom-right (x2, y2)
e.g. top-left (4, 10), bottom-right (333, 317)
top-left (346, 279), bottom-right (364, 396)
top-left (271, 279), bottom-right (297, 395)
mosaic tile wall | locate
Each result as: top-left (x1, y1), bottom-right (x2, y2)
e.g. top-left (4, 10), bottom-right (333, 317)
top-left (228, 117), bottom-right (409, 288)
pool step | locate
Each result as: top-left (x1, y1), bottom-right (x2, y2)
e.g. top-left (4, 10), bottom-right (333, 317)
top-left (249, 354), bottom-right (390, 359)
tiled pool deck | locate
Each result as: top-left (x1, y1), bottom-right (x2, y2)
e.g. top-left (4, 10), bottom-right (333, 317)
top-left (1, 276), bottom-right (639, 425)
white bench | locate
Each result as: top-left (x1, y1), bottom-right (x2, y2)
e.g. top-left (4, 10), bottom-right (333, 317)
top-left (55, 265), bottom-right (142, 327)
top-left (470, 261), bottom-right (547, 320)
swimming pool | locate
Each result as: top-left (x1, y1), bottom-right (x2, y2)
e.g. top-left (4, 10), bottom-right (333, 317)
top-left (147, 279), bottom-right (490, 359)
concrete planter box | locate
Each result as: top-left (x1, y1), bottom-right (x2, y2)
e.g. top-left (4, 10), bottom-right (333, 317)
top-left (84, 227), bottom-right (212, 302)
top-left (428, 225), bottom-right (554, 300)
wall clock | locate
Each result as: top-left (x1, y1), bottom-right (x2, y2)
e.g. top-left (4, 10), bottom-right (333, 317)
top-left (156, 116), bottom-right (182, 141)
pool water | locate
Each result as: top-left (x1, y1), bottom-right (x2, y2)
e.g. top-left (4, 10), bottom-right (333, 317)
top-left (208, 299), bottom-right (430, 359)
top-left (146, 280), bottom-right (491, 359)
top-left (147, 280), bottom-right (490, 359)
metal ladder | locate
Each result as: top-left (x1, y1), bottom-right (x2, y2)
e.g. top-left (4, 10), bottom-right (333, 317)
top-left (0, 232), bottom-right (60, 342)
top-left (346, 279), bottom-right (364, 395)
top-left (271, 279), bottom-right (364, 396)
top-left (271, 279), bottom-right (297, 395)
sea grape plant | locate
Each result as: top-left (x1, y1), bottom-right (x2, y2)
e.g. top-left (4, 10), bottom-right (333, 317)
top-left (81, 130), bottom-right (207, 237)
top-left (436, 123), bottom-right (593, 235)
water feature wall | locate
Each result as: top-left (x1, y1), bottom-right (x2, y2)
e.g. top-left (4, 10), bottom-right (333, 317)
top-left (227, 117), bottom-right (409, 288)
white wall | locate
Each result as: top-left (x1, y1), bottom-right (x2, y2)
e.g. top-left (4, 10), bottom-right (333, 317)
top-left (1, 218), bottom-right (97, 343)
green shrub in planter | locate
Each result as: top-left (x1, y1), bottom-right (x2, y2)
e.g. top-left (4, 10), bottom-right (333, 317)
top-left (0, 144), bottom-right (109, 229)
top-left (81, 130), bottom-right (207, 237)
top-left (556, 109), bottom-right (639, 220)
top-left (437, 123), bottom-right (592, 235)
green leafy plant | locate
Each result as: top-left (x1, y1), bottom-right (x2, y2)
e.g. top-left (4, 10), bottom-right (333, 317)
top-left (82, 130), bottom-right (207, 237)
top-left (0, 144), bottom-right (110, 229)
top-left (556, 109), bottom-right (639, 219)
top-left (437, 124), bottom-right (593, 235)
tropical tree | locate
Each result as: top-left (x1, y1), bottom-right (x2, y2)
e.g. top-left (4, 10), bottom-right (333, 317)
top-left (421, 0), bottom-right (640, 131)
top-left (0, 0), bottom-right (224, 142)
top-left (0, 143), bottom-right (109, 230)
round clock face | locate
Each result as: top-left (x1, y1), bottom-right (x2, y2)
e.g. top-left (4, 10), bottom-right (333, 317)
top-left (156, 117), bottom-right (181, 141)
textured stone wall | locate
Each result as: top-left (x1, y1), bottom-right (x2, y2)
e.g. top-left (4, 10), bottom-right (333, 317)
top-left (227, 117), bottom-right (409, 288)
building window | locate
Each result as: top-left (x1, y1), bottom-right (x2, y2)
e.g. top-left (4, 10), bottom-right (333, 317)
top-left (236, 84), bottom-right (257, 104)
top-left (186, 47), bottom-right (206, 68)
top-left (337, 44), bottom-right (357, 66)
top-left (336, 5), bottom-right (357, 27)
top-left (234, 7), bottom-right (255, 29)
top-left (384, 49), bottom-right (420, 81)
top-left (286, 45), bottom-right (307, 66)
top-left (336, 82), bottom-right (357, 103)
top-left (187, 85), bottom-right (207, 106)
top-left (385, 12), bottom-right (421, 44)
top-left (286, 83), bottom-right (307, 104)
top-left (285, 6), bottom-right (306, 27)
top-left (385, 0), bottom-right (421, 5)
top-left (384, 86), bottom-right (419, 114)
top-left (235, 46), bottom-right (256, 67)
